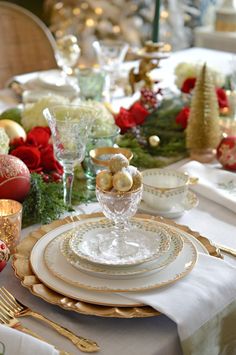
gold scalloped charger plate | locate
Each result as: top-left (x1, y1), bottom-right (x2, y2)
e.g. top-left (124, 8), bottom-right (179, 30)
top-left (12, 213), bottom-right (222, 318)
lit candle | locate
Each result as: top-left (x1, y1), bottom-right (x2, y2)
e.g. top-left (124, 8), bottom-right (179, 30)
top-left (152, 0), bottom-right (161, 43)
top-left (0, 199), bottom-right (22, 254)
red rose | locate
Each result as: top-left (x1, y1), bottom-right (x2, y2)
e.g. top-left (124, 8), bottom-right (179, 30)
top-left (11, 145), bottom-right (41, 172)
top-left (115, 108), bottom-right (136, 132)
top-left (40, 144), bottom-right (63, 175)
top-left (10, 137), bottom-right (26, 149)
top-left (181, 78), bottom-right (196, 94)
top-left (129, 102), bottom-right (149, 125)
top-left (176, 107), bottom-right (190, 129)
top-left (216, 88), bottom-right (228, 109)
top-left (27, 126), bottom-right (51, 147)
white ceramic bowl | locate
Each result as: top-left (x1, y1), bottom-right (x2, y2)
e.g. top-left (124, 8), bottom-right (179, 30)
top-left (141, 169), bottom-right (190, 211)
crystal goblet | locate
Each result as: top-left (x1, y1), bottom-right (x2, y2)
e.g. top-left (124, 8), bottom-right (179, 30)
top-left (43, 105), bottom-right (95, 208)
top-left (93, 40), bottom-right (129, 100)
top-left (55, 35), bottom-right (81, 76)
top-left (96, 185), bottom-right (143, 261)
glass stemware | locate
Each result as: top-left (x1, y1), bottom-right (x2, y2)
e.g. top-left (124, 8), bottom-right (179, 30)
top-left (43, 104), bottom-right (95, 208)
top-left (93, 40), bottom-right (129, 100)
top-left (96, 186), bottom-right (143, 260)
top-left (55, 35), bottom-right (81, 76)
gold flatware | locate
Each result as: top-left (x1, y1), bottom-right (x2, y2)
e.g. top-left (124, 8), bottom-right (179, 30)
top-left (0, 287), bottom-right (99, 353)
top-left (0, 302), bottom-right (42, 338)
top-left (0, 303), bottom-right (72, 354)
top-left (213, 243), bottom-right (236, 257)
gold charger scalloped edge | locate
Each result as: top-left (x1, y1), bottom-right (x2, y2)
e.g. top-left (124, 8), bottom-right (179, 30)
top-left (12, 213), bottom-right (222, 318)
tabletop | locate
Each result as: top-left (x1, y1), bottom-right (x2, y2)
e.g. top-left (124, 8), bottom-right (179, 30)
top-left (0, 47), bottom-right (236, 355)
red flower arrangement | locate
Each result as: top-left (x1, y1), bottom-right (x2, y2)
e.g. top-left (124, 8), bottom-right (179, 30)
top-left (115, 102), bottom-right (149, 132)
top-left (10, 126), bottom-right (63, 182)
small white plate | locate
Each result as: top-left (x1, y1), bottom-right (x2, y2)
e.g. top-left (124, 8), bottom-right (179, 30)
top-left (139, 191), bottom-right (199, 218)
top-left (69, 219), bottom-right (171, 267)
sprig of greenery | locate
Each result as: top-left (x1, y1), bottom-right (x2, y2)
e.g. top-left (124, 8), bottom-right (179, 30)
top-left (22, 173), bottom-right (67, 227)
top-left (118, 134), bottom-right (185, 168)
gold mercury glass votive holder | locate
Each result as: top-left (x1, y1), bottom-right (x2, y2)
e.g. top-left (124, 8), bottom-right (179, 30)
top-left (0, 199), bottom-right (22, 254)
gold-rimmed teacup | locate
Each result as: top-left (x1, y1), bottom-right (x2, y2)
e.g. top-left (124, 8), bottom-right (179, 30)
top-left (142, 169), bottom-right (195, 212)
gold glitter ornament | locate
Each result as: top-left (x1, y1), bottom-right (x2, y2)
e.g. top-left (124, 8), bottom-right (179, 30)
top-left (109, 154), bottom-right (129, 173)
top-left (127, 166), bottom-right (143, 190)
top-left (149, 135), bottom-right (160, 147)
top-left (96, 170), bottom-right (113, 191)
top-left (113, 170), bottom-right (133, 192)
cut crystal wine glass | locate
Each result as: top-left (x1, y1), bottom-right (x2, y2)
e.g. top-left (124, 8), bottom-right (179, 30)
top-left (55, 35), bottom-right (81, 76)
top-left (43, 104), bottom-right (95, 208)
top-left (93, 40), bottom-right (129, 99)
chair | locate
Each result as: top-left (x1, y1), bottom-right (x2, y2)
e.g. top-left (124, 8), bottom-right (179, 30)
top-left (0, 1), bottom-right (58, 89)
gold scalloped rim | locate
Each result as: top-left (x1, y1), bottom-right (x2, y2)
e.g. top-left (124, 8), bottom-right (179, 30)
top-left (12, 213), bottom-right (222, 318)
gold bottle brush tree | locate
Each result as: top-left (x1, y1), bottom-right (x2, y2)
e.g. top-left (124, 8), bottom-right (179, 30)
top-left (186, 63), bottom-right (222, 163)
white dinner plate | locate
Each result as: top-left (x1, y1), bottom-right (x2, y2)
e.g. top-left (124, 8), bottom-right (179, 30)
top-left (59, 227), bottom-right (183, 278)
top-left (42, 233), bottom-right (197, 292)
top-left (138, 191), bottom-right (199, 218)
top-left (69, 219), bottom-right (171, 267)
top-left (31, 217), bottom-right (198, 294)
top-left (29, 217), bottom-right (208, 307)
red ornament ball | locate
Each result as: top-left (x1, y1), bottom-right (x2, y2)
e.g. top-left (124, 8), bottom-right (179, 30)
top-left (217, 136), bottom-right (236, 171)
top-left (0, 154), bottom-right (31, 201)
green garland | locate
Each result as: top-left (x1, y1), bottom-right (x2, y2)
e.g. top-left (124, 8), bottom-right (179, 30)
top-left (22, 173), bottom-right (67, 227)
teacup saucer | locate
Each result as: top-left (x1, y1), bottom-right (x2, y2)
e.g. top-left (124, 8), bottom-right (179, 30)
top-left (138, 191), bottom-right (199, 218)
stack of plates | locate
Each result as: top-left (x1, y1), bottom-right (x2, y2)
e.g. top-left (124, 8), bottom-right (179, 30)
top-left (29, 215), bottom-right (208, 307)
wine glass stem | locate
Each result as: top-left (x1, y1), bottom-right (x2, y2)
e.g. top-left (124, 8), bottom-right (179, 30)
top-left (63, 164), bottom-right (74, 207)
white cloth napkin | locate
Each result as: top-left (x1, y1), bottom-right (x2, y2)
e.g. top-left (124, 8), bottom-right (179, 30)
top-left (0, 324), bottom-right (59, 355)
top-left (120, 253), bottom-right (236, 341)
top-left (179, 161), bottom-right (236, 214)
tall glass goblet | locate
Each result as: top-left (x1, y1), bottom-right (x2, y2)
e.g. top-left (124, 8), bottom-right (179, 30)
top-left (93, 40), bottom-right (129, 99)
top-left (43, 105), bottom-right (95, 208)
top-left (55, 35), bottom-right (81, 76)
